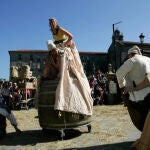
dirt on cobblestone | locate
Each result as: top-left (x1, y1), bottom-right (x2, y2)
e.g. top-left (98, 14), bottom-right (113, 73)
top-left (0, 105), bottom-right (141, 150)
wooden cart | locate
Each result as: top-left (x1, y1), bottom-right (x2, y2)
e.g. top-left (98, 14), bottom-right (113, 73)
top-left (18, 78), bottom-right (37, 110)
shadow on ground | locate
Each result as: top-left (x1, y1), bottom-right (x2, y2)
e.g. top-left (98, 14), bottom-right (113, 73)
top-left (0, 129), bottom-right (82, 146)
top-left (0, 129), bottom-right (136, 150)
top-left (64, 141), bottom-right (135, 150)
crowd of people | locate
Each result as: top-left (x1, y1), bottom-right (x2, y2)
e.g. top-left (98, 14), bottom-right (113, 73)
top-left (0, 81), bottom-right (22, 139)
top-left (0, 81), bottom-right (22, 110)
top-left (89, 70), bottom-right (108, 106)
top-left (0, 80), bottom-right (34, 110)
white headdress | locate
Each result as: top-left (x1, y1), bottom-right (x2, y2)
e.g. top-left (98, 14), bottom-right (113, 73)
top-left (46, 40), bottom-right (56, 51)
top-left (128, 45), bottom-right (142, 55)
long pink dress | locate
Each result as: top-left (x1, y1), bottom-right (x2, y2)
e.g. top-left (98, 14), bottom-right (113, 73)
top-left (54, 46), bottom-right (93, 115)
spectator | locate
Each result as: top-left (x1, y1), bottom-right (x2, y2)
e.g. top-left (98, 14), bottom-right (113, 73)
top-left (1, 82), bottom-right (11, 108)
top-left (95, 70), bottom-right (107, 85)
top-left (8, 82), bottom-right (13, 93)
top-left (93, 84), bottom-right (104, 105)
top-left (89, 80), bottom-right (95, 99)
top-left (26, 89), bottom-right (31, 99)
top-left (0, 95), bottom-right (21, 139)
top-left (90, 75), bottom-right (98, 85)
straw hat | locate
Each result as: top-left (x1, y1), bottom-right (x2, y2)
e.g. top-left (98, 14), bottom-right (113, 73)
top-left (46, 40), bottom-right (56, 51)
top-left (128, 45), bottom-right (142, 55)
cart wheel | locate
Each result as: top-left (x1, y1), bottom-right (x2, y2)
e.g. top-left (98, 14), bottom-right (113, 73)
top-left (87, 124), bottom-right (92, 133)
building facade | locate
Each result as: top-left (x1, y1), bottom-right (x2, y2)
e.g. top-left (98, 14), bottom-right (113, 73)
top-left (108, 29), bottom-right (150, 71)
top-left (9, 29), bottom-right (150, 80)
top-left (9, 50), bottom-right (108, 79)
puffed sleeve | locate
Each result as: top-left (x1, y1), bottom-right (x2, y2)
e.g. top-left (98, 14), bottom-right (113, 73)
top-left (116, 59), bottom-right (133, 88)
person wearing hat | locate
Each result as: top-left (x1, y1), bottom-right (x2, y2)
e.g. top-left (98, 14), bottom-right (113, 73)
top-left (116, 45), bottom-right (150, 148)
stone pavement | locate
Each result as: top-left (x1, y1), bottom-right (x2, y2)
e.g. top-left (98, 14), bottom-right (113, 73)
top-left (0, 105), bottom-right (141, 150)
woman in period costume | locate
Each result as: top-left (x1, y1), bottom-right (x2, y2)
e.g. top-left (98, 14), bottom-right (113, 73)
top-left (48, 18), bottom-right (93, 116)
top-left (0, 94), bottom-right (21, 139)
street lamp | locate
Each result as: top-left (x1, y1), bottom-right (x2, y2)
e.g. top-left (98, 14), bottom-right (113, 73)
top-left (139, 33), bottom-right (145, 55)
top-left (112, 21), bottom-right (122, 71)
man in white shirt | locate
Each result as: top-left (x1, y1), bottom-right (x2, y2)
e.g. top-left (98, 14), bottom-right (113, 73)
top-left (116, 45), bottom-right (150, 131)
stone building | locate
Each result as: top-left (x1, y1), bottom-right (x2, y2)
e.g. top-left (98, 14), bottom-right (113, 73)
top-left (9, 50), bottom-right (47, 79)
top-left (108, 29), bottom-right (150, 71)
top-left (9, 50), bottom-right (108, 79)
top-left (8, 29), bottom-right (150, 80)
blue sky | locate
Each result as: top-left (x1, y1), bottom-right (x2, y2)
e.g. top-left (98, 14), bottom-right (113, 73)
top-left (1, 0), bottom-right (150, 80)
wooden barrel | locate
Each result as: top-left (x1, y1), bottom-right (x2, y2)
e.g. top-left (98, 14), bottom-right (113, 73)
top-left (38, 80), bottom-right (91, 129)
